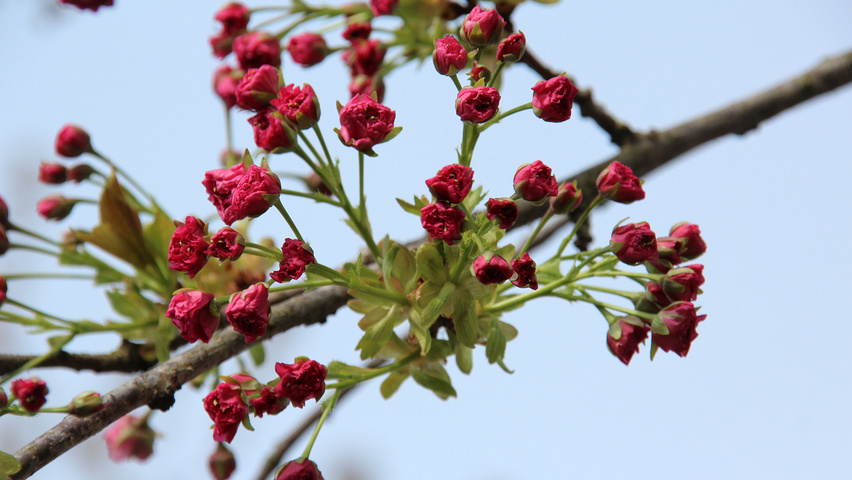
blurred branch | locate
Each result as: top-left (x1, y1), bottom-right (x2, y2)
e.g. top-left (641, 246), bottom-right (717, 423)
top-left (11, 47), bottom-right (852, 480)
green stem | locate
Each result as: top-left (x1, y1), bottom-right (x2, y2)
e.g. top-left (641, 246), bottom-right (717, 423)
top-left (301, 389), bottom-right (340, 459)
top-left (280, 189), bottom-right (342, 207)
top-left (224, 107), bottom-right (234, 162)
top-left (311, 124), bottom-right (334, 165)
top-left (8, 243), bottom-right (57, 257)
top-left (518, 210), bottom-right (554, 257)
top-left (274, 200), bottom-right (304, 242)
top-left (297, 130), bottom-right (327, 169)
top-left (449, 240), bottom-right (476, 284)
top-left (1, 273), bottom-right (94, 281)
top-left (351, 283), bottom-right (408, 305)
top-left (7, 224), bottom-right (60, 246)
top-left (91, 151), bottom-right (153, 206)
top-left (0, 334), bottom-right (74, 384)
top-left (576, 283), bottom-right (641, 301)
top-left (358, 152), bottom-right (366, 222)
top-left (451, 74), bottom-right (463, 91)
top-left (326, 350), bottom-right (420, 390)
top-left (556, 195), bottom-right (605, 258)
top-left (267, 279), bottom-right (336, 293)
top-left (488, 63), bottom-right (505, 88)
top-left (479, 102), bottom-right (533, 132)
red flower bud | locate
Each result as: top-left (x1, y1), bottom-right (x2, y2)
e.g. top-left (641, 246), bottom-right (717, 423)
top-left (607, 317), bottom-right (650, 366)
top-left (348, 75), bottom-right (385, 104)
top-left (206, 227), bottom-right (245, 260)
top-left (209, 443), bottom-right (237, 480)
top-left (36, 195), bottom-right (77, 221)
top-left (67, 164), bottom-right (95, 183)
top-left (511, 252), bottom-right (538, 290)
top-left (0, 227), bottom-right (9, 256)
top-left (337, 94), bottom-right (396, 154)
top-left (11, 377), bottom-right (48, 413)
top-left (460, 5), bottom-right (505, 47)
top-left (497, 31), bottom-right (526, 63)
top-left (652, 302), bottom-right (706, 357)
top-left (204, 383), bottom-right (250, 443)
top-left (305, 172), bottom-right (333, 197)
top-left (104, 415), bottom-right (155, 462)
top-left (235, 65), bottom-right (280, 111)
top-left (652, 236), bottom-right (684, 271)
top-left (472, 252), bottom-right (513, 285)
top-left (58, 0), bottom-right (113, 12)
top-left (456, 86), bottom-right (500, 124)
top-left (661, 264), bottom-right (705, 302)
top-left (203, 163), bottom-right (246, 223)
top-left (532, 75), bottom-right (579, 123)
top-left (596, 161), bottom-right (645, 204)
top-left (484, 197), bottom-right (517, 229)
top-left (370, 0), bottom-right (397, 16)
top-left (343, 39), bottom-right (386, 77)
top-left (215, 3), bottom-right (250, 36)
top-left (38, 162), bottom-right (68, 184)
top-left (226, 283), bottom-right (270, 343)
top-left (213, 64), bottom-right (245, 109)
top-left (669, 222), bottom-right (707, 260)
top-left (513, 160), bottom-right (559, 203)
top-left (250, 386), bottom-right (288, 417)
top-left (270, 238), bottom-right (316, 283)
top-left (273, 358), bottom-right (327, 408)
top-left (433, 35), bottom-right (467, 76)
top-left (425, 164), bottom-right (474, 204)
top-left (271, 83), bottom-right (321, 130)
top-left (227, 164), bottom-right (281, 223)
top-left (248, 108), bottom-right (295, 152)
top-left (549, 181), bottom-right (582, 214)
top-left (468, 62), bottom-right (491, 84)
top-left (168, 216), bottom-right (209, 279)
top-left (68, 391), bottom-right (104, 416)
top-left (420, 201), bottom-right (465, 245)
top-left (55, 124), bottom-right (92, 158)
top-left (0, 276), bottom-right (7, 306)
top-left (0, 195), bottom-right (10, 230)
top-left (275, 458), bottom-right (325, 480)
top-left (287, 33), bottom-right (328, 67)
top-left (610, 222), bottom-right (658, 265)
top-left (0, 387), bottom-right (7, 408)
top-left (233, 32), bottom-right (282, 70)
top-left (166, 289), bottom-right (219, 344)
top-left (342, 22), bottom-right (372, 42)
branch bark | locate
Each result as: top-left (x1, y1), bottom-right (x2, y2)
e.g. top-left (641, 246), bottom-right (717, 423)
top-left (11, 49), bottom-right (852, 479)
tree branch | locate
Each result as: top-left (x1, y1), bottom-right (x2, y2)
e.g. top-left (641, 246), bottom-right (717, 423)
top-left (11, 49), bottom-right (852, 479)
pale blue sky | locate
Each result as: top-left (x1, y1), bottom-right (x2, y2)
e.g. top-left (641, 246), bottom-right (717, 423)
top-left (1, 1), bottom-right (851, 479)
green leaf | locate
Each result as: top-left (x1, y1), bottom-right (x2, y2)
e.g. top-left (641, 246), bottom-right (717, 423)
top-left (408, 318), bottom-right (432, 355)
top-left (419, 282), bottom-right (455, 329)
top-left (411, 364), bottom-right (457, 399)
top-left (249, 343), bottom-right (265, 366)
top-left (326, 361), bottom-right (374, 380)
top-left (416, 243), bottom-right (447, 284)
top-left (452, 288), bottom-right (478, 348)
top-left (455, 341), bottom-right (473, 374)
top-left (357, 306), bottom-right (390, 330)
top-left (356, 305), bottom-right (402, 360)
top-left (396, 198), bottom-right (422, 216)
top-left (485, 317), bottom-right (507, 365)
top-left (380, 370), bottom-right (409, 399)
top-left (0, 450), bottom-right (21, 476)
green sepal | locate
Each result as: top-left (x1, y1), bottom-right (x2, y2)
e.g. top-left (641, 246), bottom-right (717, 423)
top-left (411, 363), bottom-right (457, 399)
top-left (455, 340), bottom-right (473, 374)
top-left (416, 243), bottom-right (447, 284)
top-left (485, 316), bottom-right (507, 365)
top-left (650, 315), bottom-right (671, 336)
top-left (0, 450), bottom-right (21, 476)
top-left (47, 333), bottom-right (73, 349)
top-left (396, 198), bottom-right (421, 216)
top-left (382, 125), bottom-right (403, 144)
top-left (650, 342), bottom-right (660, 361)
top-left (241, 414), bottom-right (255, 432)
top-left (452, 287), bottom-right (478, 347)
top-left (381, 369), bottom-right (409, 399)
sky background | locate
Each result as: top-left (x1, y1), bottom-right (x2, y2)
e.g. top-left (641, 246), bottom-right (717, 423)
top-left (1, 1), bottom-right (851, 479)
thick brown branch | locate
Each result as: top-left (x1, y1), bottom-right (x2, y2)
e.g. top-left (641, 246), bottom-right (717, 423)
top-left (12, 50), bottom-right (852, 479)
top-left (11, 285), bottom-right (350, 480)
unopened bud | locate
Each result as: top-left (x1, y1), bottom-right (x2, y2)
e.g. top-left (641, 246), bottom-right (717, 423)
top-left (68, 164), bottom-right (96, 183)
top-left (68, 391), bottom-right (104, 416)
top-left (209, 443), bottom-right (237, 480)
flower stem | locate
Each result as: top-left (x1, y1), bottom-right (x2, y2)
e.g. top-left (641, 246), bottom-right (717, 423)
top-left (451, 74), bottom-right (463, 92)
top-left (9, 244), bottom-right (57, 257)
top-left (300, 389), bottom-right (340, 459)
top-left (7, 224), bottom-right (60, 246)
top-left (556, 194), bottom-right (604, 258)
top-left (273, 200), bottom-right (304, 242)
top-left (518, 209), bottom-right (554, 257)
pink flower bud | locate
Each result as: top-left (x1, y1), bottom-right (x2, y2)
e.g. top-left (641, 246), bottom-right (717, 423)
top-left (652, 236), bottom-right (684, 271)
top-left (273, 358), bottom-right (327, 408)
top-left (460, 5), bottom-right (505, 47)
top-left (531, 75), bottom-right (579, 123)
top-left (596, 161), bottom-right (645, 204)
top-left (38, 162), bottom-right (68, 184)
top-left (0, 228), bottom-right (7, 256)
top-left (348, 75), bottom-right (385, 104)
top-left (235, 65), bottom-right (280, 111)
top-left (68, 391), bottom-right (104, 416)
top-left (203, 163), bottom-right (246, 223)
top-left (661, 265), bottom-right (705, 302)
top-left (305, 172), bottom-right (333, 197)
top-left (0, 195), bottom-right (10, 230)
top-left (0, 276), bottom-right (7, 306)
top-left (511, 252), bottom-right (538, 290)
top-left (337, 94), bottom-right (396, 154)
top-left (497, 31), bottom-right (526, 63)
top-left (343, 39), bottom-right (385, 77)
top-left (607, 317), bottom-right (650, 366)
top-left (226, 283), bottom-right (270, 343)
top-left (456, 86), bottom-right (500, 124)
top-left (168, 216), bottom-right (209, 278)
top-left (166, 289), bottom-right (219, 344)
top-left (0, 387), bottom-right (7, 408)
top-left (104, 415), bottom-right (155, 462)
top-left (652, 302), bottom-right (706, 357)
top-left (215, 3), bottom-right (250, 36)
top-left (67, 164), bottom-right (95, 183)
top-left (36, 195), bottom-right (77, 221)
top-left (485, 197), bottom-right (518, 229)
top-left (468, 62), bottom-right (491, 84)
top-left (420, 201), bottom-right (465, 245)
top-left (370, 0), bottom-right (397, 16)
top-left (271, 83), bottom-right (321, 130)
top-left (342, 22), bottom-right (372, 42)
top-left (210, 32), bottom-right (236, 59)
top-left (270, 238), bottom-right (316, 283)
top-left (250, 386), bottom-right (288, 417)
top-left (11, 377), bottom-right (48, 413)
top-left (472, 252), bottom-right (513, 285)
top-left (206, 227), bottom-right (245, 260)
top-left (513, 160), bottom-right (559, 203)
top-left (669, 222), bottom-right (707, 260)
top-left (287, 33), bottom-right (328, 67)
top-left (610, 222), bottom-right (658, 265)
top-left (213, 64), bottom-right (245, 109)
top-left (233, 32), bottom-right (282, 70)
top-left (55, 124), bottom-right (92, 158)
top-left (209, 443), bottom-right (237, 480)
top-left (58, 0), bottom-right (114, 12)
top-left (549, 181), bottom-right (582, 214)
top-left (635, 281), bottom-right (668, 313)
top-left (204, 383), bottom-right (250, 443)
top-left (248, 108), bottom-right (295, 152)
top-left (433, 35), bottom-right (467, 76)
top-left (227, 164), bottom-right (281, 224)
top-left (275, 458), bottom-right (325, 480)
top-left (425, 164), bottom-right (474, 204)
